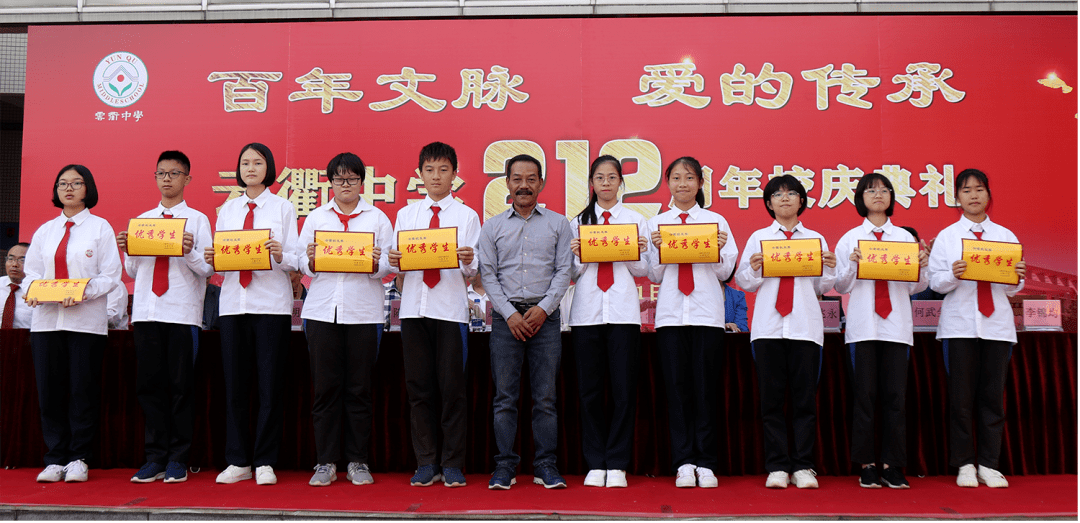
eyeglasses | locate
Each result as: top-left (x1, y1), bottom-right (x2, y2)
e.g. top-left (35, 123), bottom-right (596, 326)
top-left (5, 256), bottom-right (25, 264)
top-left (154, 170), bottom-right (188, 180)
top-left (56, 181), bottom-right (85, 190)
top-left (770, 191), bottom-right (800, 200)
top-left (332, 177), bottom-right (362, 187)
top-left (865, 188), bottom-right (892, 196)
top-left (591, 174), bottom-right (621, 184)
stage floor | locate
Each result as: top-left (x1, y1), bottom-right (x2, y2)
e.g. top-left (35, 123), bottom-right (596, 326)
top-left (0, 469), bottom-right (1076, 520)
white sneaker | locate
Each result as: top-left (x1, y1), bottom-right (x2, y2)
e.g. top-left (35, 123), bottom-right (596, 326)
top-left (63, 460), bottom-right (88, 482)
top-left (583, 469), bottom-right (606, 487)
top-left (606, 469), bottom-right (627, 488)
top-left (792, 469), bottom-right (818, 489)
top-left (36, 464), bottom-right (65, 483)
top-left (256, 465), bottom-right (277, 485)
top-left (977, 465), bottom-right (1009, 488)
top-left (956, 464), bottom-right (977, 488)
top-left (696, 467), bottom-right (718, 488)
top-left (675, 463), bottom-right (697, 488)
top-left (215, 465), bottom-right (252, 484)
top-left (765, 471), bottom-right (789, 489)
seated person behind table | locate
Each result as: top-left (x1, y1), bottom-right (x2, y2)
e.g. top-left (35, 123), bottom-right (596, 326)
top-left (722, 272), bottom-right (748, 333)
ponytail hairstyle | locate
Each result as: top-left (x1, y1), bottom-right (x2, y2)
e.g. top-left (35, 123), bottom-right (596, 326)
top-left (576, 155), bottom-right (623, 225)
top-left (665, 156), bottom-right (706, 208)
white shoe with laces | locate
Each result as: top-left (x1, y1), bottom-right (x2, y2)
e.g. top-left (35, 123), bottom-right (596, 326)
top-left (605, 469), bottom-right (627, 488)
top-left (675, 463), bottom-right (697, 488)
top-left (584, 469), bottom-right (606, 487)
top-left (792, 469), bottom-right (818, 489)
top-left (256, 465), bottom-right (277, 485)
top-left (216, 465), bottom-right (252, 484)
top-left (765, 471), bottom-right (789, 489)
top-left (63, 460), bottom-right (88, 482)
top-left (956, 464), bottom-right (978, 488)
top-left (977, 465), bottom-right (1009, 488)
top-left (696, 467), bottom-right (718, 488)
top-left (37, 464), bottom-right (65, 483)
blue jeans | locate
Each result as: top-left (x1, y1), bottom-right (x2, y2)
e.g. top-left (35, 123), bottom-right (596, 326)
top-left (490, 309), bottom-right (562, 470)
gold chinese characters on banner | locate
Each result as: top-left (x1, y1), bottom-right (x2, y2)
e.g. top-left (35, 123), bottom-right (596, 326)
top-left (213, 230), bottom-right (272, 272)
top-left (658, 224), bottom-right (720, 265)
top-left (960, 239), bottom-right (1023, 285)
top-left (126, 218), bottom-right (187, 257)
top-left (24, 278), bottom-right (92, 303)
top-left (313, 231), bottom-right (376, 273)
top-left (398, 227), bottom-right (459, 271)
top-left (578, 224), bottom-right (640, 264)
top-left (761, 238), bottom-right (823, 278)
top-left (856, 240), bottom-right (920, 283)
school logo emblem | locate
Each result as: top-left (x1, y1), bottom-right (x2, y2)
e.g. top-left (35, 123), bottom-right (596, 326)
top-left (93, 52), bottom-right (148, 108)
top-left (85, 249), bottom-right (94, 258)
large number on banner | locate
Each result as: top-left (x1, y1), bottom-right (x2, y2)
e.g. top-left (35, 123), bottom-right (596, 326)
top-left (482, 140), bottom-right (546, 221)
top-left (559, 139), bottom-right (666, 222)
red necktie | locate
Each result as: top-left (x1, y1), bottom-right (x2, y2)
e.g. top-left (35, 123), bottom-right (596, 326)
top-left (239, 202), bottom-right (256, 288)
top-left (2, 283), bottom-right (18, 329)
top-left (152, 212), bottom-right (172, 297)
top-left (872, 230), bottom-right (892, 319)
top-left (423, 205), bottom-right (441, 289)
top-left (972, 230), bottom-right (995, 317)
top-left (678, 213), bottom-right (694, 296)
top-left (54, 220), bottom-right (74, 280)
top-left (333, 209), bottom-right (359, 232)
top-left (775, 230), bottom-right (795, 316)
top-left (596, 211), bottom-right (614, 292)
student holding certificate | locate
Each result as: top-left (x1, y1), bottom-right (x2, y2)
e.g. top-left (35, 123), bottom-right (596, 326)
top-left (568, 155), bottom-right (649, 489)
top-left (299, 152), bottom-right (392, 487)
top-left (928, 168), bottom-right (1025, 489)
top-left (387, 142), bottom-right (480, 488)
top-left (202, 143), bottom-right (299, 486)
top-left (833, 173), bottom-right (928, 489)
top-left (735, 174), bottom-right (836, 490)
top-left (646, 157), bottom-right (737, 489)
top-left (24, 164), bottom-right (122, 483)
top-left (116, 151), bottom-right (214, 484)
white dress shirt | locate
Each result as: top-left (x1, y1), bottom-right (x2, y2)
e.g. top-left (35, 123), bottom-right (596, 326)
top-left (834, 218), bottom-right (929, 346)
top-left (23, 208), bottom-right (122, 335)
top-left (298, 199), bottom-right (393, 324)
top-left (214, 189), bottom-right (299, 317)
top-left (929, 215), bottom-right (1023, 343)
top-left (107, 283), bottom-right (130, 330)
top-left (391, 196), bottom-right (481, 324)
top-left (646, 205), bottom-right (738, 329)
top-left (736, 220), bottom-right (836, 346)
top-left (0, 276), bottom-right (32, 328)
top-left (124, 201), bottom-right (214, 326)
top-left (569, 202), bottom-right (650, 326)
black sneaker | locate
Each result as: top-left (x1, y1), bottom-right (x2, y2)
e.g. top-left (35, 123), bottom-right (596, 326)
top-left (859, 465), bottom-right (881, 488)
top-left (881, 466), bottom-right (910, 489)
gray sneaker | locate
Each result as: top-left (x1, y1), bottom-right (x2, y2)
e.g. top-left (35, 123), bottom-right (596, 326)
top-left (347, 462), bottom-right (373, 485)
top-left (308, 463), bottom-right (337, 487)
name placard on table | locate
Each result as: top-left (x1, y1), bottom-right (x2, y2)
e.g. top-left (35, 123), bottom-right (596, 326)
top-left (578, 224), bottom-right (640, 264)
top-left (911, 300), bottom-right (943, 332)
top-left (126, 218), bottom-right (187, 257)
top-left (658, 223), bottom-right (719, 265)
top-left (761, 238), bottom-right (823, 278)
top-left (819, 300), bottom-right (842, 332)
top-left (1023, 299), bottom-right (1063, 331)
top-left (960, 239), bottom-right (1023, 285)
top-left (213, 229), bottom-right (272, 272)
top-left (313, 231), bottom-right (375, 273)
top-left (856, 240), bottom-right (920, 283)
top-left (24, 278), bottom-right (92, 303)
top-left (398, 227), bottom-right (459, 271)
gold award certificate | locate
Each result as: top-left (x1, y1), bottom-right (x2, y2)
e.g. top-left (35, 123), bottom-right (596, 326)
top-left (313, 231), bottom-right (376, 273)
top-left (397, 227), bottom-right (459, 271)
top-left (761, 238), bottom-right (823, 278)
top-left (856, 240), bottom-right (921, 283)
top-left (578, 224), bottom-right (640, 264)
top-left (213, 229), bottom-right (272, 272)
top-left (126, 218), bottom-right (187, 257)
top-left (960, 239), bottom-right (1023, 285)
top-left (658, 223), bottom-right (720, 265)
top-left (25, 278), bottom-right (92, 303)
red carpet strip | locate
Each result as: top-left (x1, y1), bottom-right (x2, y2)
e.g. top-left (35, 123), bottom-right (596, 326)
top-left (1, 469), bottom-right (1076, 518)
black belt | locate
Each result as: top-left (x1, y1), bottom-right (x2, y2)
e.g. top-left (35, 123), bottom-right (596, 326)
top-left (510, 301), bottom-right (540, 315)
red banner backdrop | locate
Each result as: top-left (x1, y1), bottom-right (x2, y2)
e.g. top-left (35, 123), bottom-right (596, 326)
top-left (21, 16), bottom-right (1078, 291)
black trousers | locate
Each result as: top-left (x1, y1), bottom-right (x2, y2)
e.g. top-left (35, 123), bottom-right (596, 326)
top-left (305, 320), bottom-right (379, 465)
top-left (753, 338), bottom-right (819, 473)
top-left (946, 338), bottom-right (1011, 469)
top-left (850, 340), bottom-right (908, 467)
top-left (134, 321), bottom-right (195, 465)
top-left (401, 317), bottom-right (467, 469)
top-left (572, 324), bottom-right (641, 471)
top-left (219, 314), bottom-right (291, 468)
top-left (656, 325), bottom-right (722, 472)
top-left (30, 331), bottom-right (107, 466)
